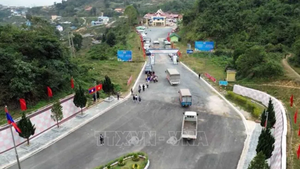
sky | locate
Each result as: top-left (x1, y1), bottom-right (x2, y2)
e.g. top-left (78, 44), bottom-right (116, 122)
top-left (0, 0), bottom-right (62, 7)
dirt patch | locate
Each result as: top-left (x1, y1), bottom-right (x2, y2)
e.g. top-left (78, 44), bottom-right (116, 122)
top-left (206, 95), bottom-right (230, 116)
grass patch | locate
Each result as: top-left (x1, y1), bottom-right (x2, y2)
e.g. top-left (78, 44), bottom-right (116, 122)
top-left (225, 91), bottom-right (264, 118)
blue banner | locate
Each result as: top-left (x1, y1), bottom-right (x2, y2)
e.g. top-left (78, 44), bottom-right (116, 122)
top-left (187, 49), bottom-right (193, 54)
top-left (117, 50), bottom-right (132, 61)
top-left (219, 81), bottom-right (228, 86)
top-left (195, 41), bottom-right (214, 51)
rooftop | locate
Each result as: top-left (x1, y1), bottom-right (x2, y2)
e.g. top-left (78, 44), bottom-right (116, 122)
top-left (180, 89), bottom-right (191, 96)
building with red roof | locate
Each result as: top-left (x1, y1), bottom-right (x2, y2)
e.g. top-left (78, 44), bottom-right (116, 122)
top-left (143, 9), bottom-right (182, 26)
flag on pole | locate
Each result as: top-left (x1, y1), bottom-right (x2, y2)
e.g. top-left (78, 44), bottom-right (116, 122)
top-left (291, 95), bottom-right (294, 107)
top-left (88, 87), bottom-right (96, 94)
top-left (47, 87), bottom-right (53, 97)
top-left (295, 109), bottom-right (298, 124)
top-left (5, 106), bottom-right (21, 133)
top-left (71, 78), bottom-right (74, 89)
top-left (19, 98), bottom-right (26, 111)
top-left (95, 84), bottom-right (102, 91)
top-left (127, 75), bottom-right (132, 86)
top-left (297, 145), bottom-right (300, 159)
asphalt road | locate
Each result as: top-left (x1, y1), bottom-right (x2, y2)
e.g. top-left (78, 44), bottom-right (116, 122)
top-left (9, 27), bottom-right (246, 169)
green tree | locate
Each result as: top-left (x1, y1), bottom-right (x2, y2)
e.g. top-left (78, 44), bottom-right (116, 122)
top-left (124, 5), bottom-right (138, 26)
top-left (106, 32), bottom-right (116, 47)
top-left (265, 98), bottom-right (276, 129)
top-left (51, 101), bottom-right (63, 128)
top-left (17, 113), bottom-right (36, 145)
top-left (90, 7), bottom-right (97, 16)
top-left (73, 33), bottom-right (83, 51)
top-left (256, 129), bottom-right (275, 159)
top-left (73, 85), bottom-right (87, 114)
top-left (248, 152), bottom-right (269, 169)
top-left (260, 109), bottom-right (266, 127)
top-left (103, 75), bottom-right (114, 93)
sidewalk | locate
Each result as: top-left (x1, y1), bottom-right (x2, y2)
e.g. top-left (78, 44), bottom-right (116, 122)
top-left (0, 98), bottom-right (123, 168)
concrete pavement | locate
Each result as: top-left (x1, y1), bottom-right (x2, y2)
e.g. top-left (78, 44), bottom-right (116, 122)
top-left (7, 27), bottom-right (248, 169)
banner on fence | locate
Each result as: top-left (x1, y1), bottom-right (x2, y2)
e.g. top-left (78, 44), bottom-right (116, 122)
top-left (204, 73), bottom-right (216, 82)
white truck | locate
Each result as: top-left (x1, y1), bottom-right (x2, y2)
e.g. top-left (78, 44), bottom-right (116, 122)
top-left (181, 111), bottom-right (198, 140)
top-left (165, 69), bottom-right (180, 85)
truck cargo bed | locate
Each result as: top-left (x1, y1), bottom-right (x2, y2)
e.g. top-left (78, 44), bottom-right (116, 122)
top-left (182, 121), bottom-right (197, 136)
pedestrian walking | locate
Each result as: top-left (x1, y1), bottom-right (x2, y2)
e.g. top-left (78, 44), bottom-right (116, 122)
top-left (100, 134), bottom-right (104, 145)
top-left (117, 93), bottom-right (120, 100)
top-left (138, 88), bottom-right (141, 93)
top-left (135, 94), bottom-right (138, 102)
top-left (146, 82), bottom-right (149, 88)
top-left (131, 88), bottom-right (133, 95)
top-left (142, 84), bottom-right (145, 91)
top-left (198, 73), bottom-right (201, 79)
top-left (133, 94), bottom-right (135, 102)
top-left (139, 84), bottom-right (141, 90)
top-left (138, 96), bottom-right (141, 103)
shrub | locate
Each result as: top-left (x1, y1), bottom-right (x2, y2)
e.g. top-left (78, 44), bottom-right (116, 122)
top-left (132, 153), bottom-right (139, 161)
top-left (118, 157), bottom-right (126, 166)
top-left (226, 91), bottom-right (262, 118)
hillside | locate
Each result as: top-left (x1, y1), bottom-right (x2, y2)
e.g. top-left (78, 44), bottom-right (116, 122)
top-left (180, 0), bottom-right (300, 79)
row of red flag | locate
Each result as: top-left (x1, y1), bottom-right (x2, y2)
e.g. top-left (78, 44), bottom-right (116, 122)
top-left (19, 78), bottom-right (75, 111)
top-left (290, 95), bottom-right (300, 159)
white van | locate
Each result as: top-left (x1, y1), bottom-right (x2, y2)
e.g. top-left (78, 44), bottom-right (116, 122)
top-left (165, 68), bottom-right (180, 85)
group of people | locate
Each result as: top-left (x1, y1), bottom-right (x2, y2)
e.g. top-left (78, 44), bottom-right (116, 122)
top-left (146, 72), bottom-right (158, 83)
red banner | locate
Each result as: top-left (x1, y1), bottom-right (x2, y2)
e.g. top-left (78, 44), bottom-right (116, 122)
top-left (127, 75), bottom-right (132, 86)
top-left (19, 98), bottom-right (27, 111)
top-left (204, 73), bottom-right (216, 82)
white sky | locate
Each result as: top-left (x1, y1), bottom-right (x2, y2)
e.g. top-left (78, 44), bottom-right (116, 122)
top-left (0, 0), bottom-right (62, 7)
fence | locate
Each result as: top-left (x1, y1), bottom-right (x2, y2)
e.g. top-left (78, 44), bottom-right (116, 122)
top-left (0, 95), bottom-right (81, 154)
top-left (233, 85), bottom-right (287, 169)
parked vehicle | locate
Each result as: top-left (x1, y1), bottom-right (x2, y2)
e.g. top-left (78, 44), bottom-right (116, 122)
top-left (181, 111), bottom-right (198, 140)
top-left (153, 41), bottom-right (160, 45)
top-left (144, 64), bottom-right (153, 74)
top-left (165, 69), bottom-right (180, 85)
top-left (179, 89), bottom-right (192, 107)
top-left (144, 43), bottom-right (151, 49)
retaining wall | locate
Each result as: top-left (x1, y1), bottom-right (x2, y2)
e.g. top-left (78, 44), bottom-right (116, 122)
top-left (233, 85), bottom-right (287, 169)
top-left (0, 95), bottom-right (81, 154)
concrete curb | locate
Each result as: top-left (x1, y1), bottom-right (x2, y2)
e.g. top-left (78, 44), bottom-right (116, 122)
top-left (144, 160), bottom-right (150, 169)
top-left (180, 62), bottom-right (250, 169)
top-left (1, 61), bottom-right (148, 169)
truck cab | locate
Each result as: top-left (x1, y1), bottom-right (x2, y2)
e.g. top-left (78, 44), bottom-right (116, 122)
top-left (179, 89), bottom-right (192, 107)
top-left (182, 111), bottom-right (198, 140)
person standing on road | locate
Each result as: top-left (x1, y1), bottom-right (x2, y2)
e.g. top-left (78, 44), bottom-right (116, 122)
top-left (131, 88), bottom-right (133, 95)
top-left (117, 93), bottom-right (120, 100)
top-left (100, 134), bottom-right (104, 145)
top-left (146, 82), bottom-right (149, 88)
top-left (135, 94), bottom-right (138, 102)
top-left (138, 96), bottom-right (141, 103)
top-left (133, 94), bottom-right (136, 102)
top-left (138, 88), bottom-right (141, 93)
top-left (142, 84), bottom-right (145, 91)
top-left (198, 73), bottom-right (201, 79)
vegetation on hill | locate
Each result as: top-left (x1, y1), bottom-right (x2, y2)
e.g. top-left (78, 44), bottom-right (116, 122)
top-left (180, 0), bottom-right (300, 79)
top-left (0, 17), bottom-right (77, 108)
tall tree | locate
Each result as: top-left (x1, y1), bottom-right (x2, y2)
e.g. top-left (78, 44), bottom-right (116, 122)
top-left (256, 129), bottom-right (275, 159)
top-left (51, 101), bottom-right (63, 128)
top-left (124, 5), bottom-right (138, 26)
top-left (103, 75), bottom-right (114, 93)
top-left (73, 85), bottom-right (87, 114)
top-left (248, 152), bottom-right (269, 169)
top-left (17, 113), bottom-right (36, 145)
top-left (266, 98), bottom-right (276, 129)
top-left (73, 33), bottom-right (83, 51)
top-left (260, 109), bottom-right (266, 127)
top-left (106, 32), bottom-right (116, 47)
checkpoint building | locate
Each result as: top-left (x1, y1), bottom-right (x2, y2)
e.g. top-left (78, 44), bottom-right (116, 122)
top-left (143, 9), bottom-right (182, 26)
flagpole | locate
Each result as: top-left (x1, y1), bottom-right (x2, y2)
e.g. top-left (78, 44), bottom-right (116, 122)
top-left (6, 105), bottom-right (21, 169)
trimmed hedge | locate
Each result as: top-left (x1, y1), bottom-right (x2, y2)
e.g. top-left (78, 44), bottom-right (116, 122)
top-left (226, 91), bottom-right (262, 118)
top-left (95, 152), bottom-right (148, 169)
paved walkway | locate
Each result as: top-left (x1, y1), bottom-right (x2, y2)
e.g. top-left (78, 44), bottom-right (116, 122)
top-left (0, 98), bottom-right (122, 169)
top-left (282, 55), bottom-right (300, 81)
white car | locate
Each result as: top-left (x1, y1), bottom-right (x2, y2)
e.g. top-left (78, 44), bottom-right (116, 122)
top-left (153, 41), bottom-right (159, 44)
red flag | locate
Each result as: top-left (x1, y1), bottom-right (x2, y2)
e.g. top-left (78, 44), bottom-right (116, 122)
top-left (71, 78), bottom-right (74, 89)
top-left (47, 86), bottom-right (53, 97)
top-left (96, 84), bottom-right (102, 91)
top-left (295, 109), bottom-right (298, 124)
top-left (298, 124), bottom-right (300, 136)
top-left (19, 98), bottom-right (26, 111)
top-left (297, 145), bottom-right (300, 159)
top-left (127, 75), bottom-right (132, 86)
top-left (291, 95), bottom-right (294, 107)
